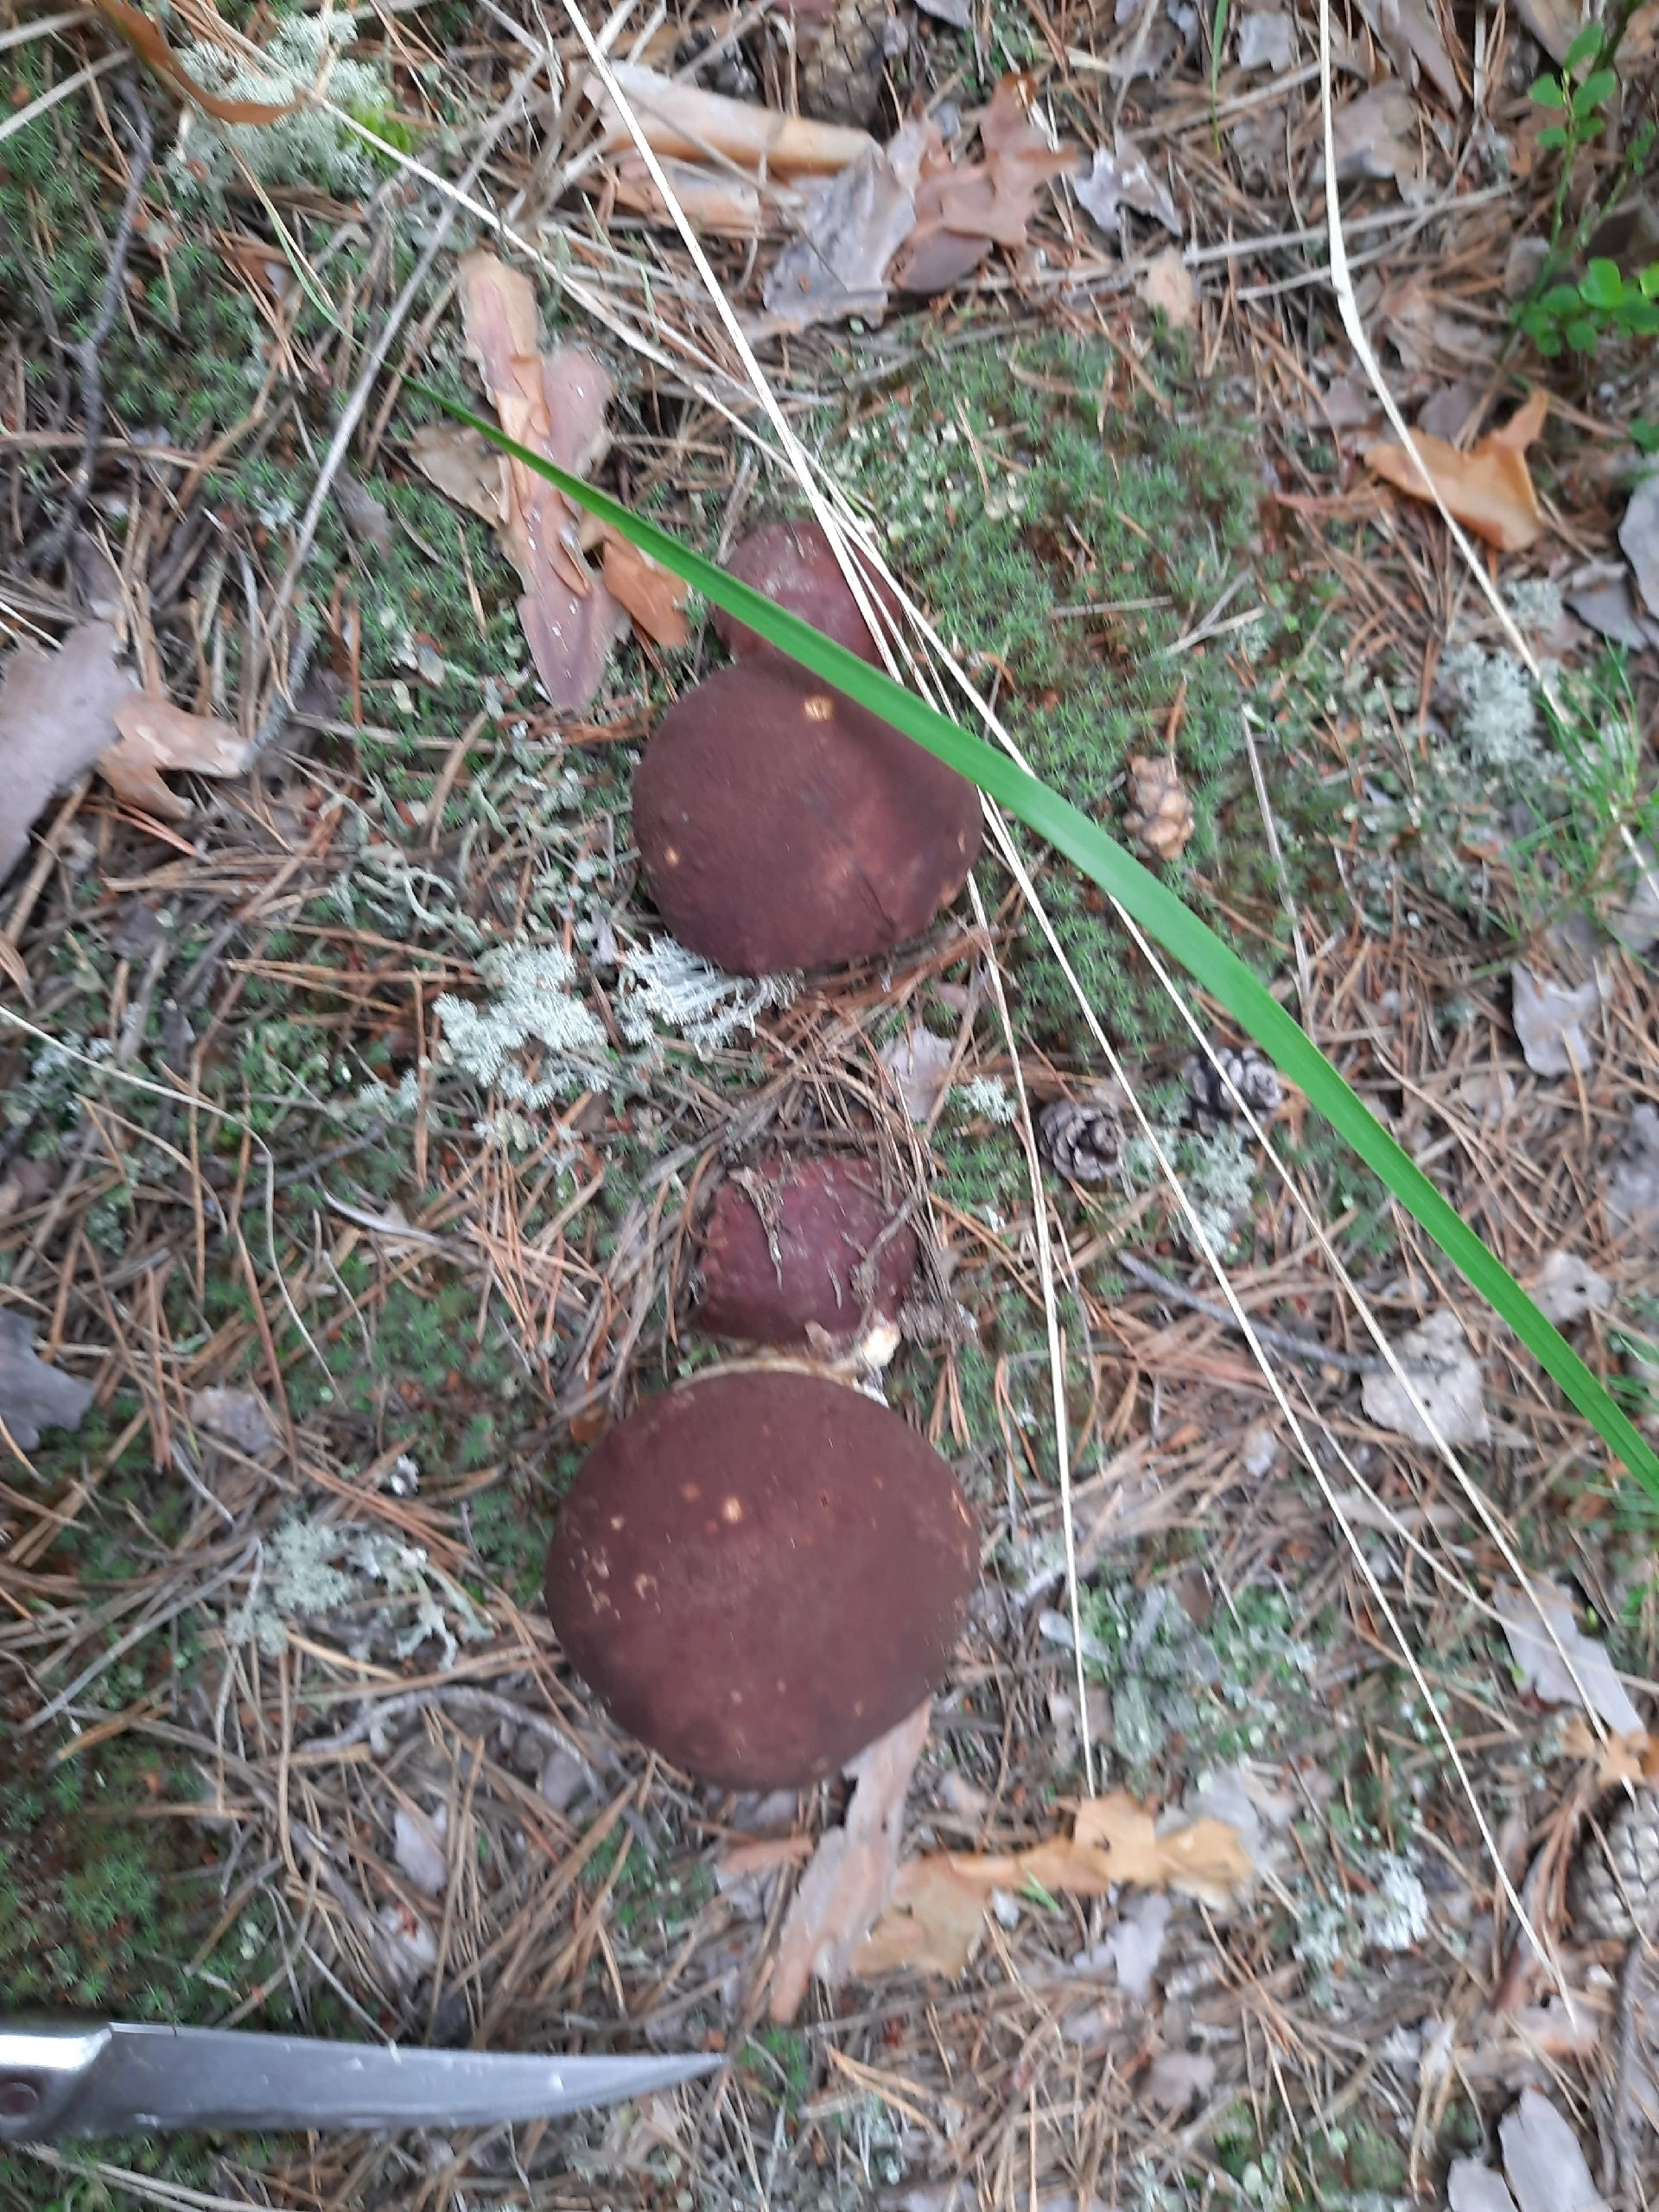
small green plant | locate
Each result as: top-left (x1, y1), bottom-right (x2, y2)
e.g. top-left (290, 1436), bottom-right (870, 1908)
top-left (1520, 251), bottom-right (1659, 359)
top-left (1516, 23), bottom-right (1658, 364)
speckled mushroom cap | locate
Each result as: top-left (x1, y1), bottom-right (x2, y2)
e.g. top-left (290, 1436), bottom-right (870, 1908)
top-left (632, 659), bottom-right (982, 976)
top-left (699, 1156), bottom-right (918, 1346)
top-left (543, 1369), bottom-right (978, 1789)
top-left (714, 519), bottom-right (899, 666)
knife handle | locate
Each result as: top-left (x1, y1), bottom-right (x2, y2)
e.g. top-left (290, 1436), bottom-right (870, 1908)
top-left (0, 2024), bottom-right (112, 2142)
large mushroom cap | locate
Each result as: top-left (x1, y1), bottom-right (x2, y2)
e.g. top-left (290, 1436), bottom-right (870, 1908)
top-left (714, 519), bottom-right (899, 667)
top-left (632, 659), bottom-right (982, 976)
top-left (544, 1369), bottom-right (978, 1789)
top-left (699, 1156), bottom-right (918, 1346)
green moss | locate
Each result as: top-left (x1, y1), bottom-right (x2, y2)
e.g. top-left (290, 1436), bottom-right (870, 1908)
top-left (828, 327), bottom-right (1319, 1052)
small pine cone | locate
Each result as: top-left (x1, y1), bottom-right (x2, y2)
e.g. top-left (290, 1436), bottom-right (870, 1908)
top-left (793, 0), bottom-right (888, 127)
top-left (1183, 1045), bottom-right (1283, 1132)
top-left (1039, 1095), bottom-right (1123, 1185)
top-left (1573, 1789), bottom-right (1659, 1940)
top-left (1123, 753), bottom-right (1194, 863)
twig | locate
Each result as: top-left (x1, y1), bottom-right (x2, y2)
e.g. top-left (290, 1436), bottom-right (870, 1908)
top-left (1116, 1250), bottom-right (1383, 1374)
top-left (296, 1682), bottom-right (592, 1768)
top-left (34, 74), bottom-right (154, 574)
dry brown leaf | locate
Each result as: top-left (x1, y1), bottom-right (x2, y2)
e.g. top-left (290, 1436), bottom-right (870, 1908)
top-left (591, 62), bottom-right (875, 175)
top-left (459, 251), bottom-right (627, 712)
top-left (0, 621), bottom-right (137, 884)
top-left (763, 133), bottom-right (923, 328)
top-left (1365, 389), bottom-right (1549, 553)
top-left (1559, 1713), bottom-right (1655, 1788)
top-left (890, 75), bottom-right (1073, 296)
top-left (601, 531), bottom-right (689, 649)
top-left (852, 1855), bottom-right (987, 1979)
top-left (769, 1700), bottom-right (930, 2020)
top-left (1137, 246), bottom-right (1199, 331)
top-left (407, 423), bottom-right (507, 525)
top-left (102, 695), bottom-right (252, 823)
top-left (947, 1789), bottom-right (1252, 1910)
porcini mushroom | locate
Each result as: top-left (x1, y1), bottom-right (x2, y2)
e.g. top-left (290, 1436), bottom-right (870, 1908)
top-left (632, 658), bottom-right (982, 975)
top-left (698, 1156), bottom-right (918, 1346)
top-left (543, 1368), bottom-right (977, 1788)
top-left (714, 518), bottom-right (899, 666)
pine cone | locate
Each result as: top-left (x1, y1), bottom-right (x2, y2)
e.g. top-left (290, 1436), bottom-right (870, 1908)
top-left (1573, 1791), bottom-right (1659, 1941)
top-left (793, 0), bottom-right (888, 127)
top-left (1039, 1095), bottom-right (1123, 1185)
top-left (1183, 1045), bottom-right (1283, 1132)
top-left (1123, 753), bottom-right (1194, 863)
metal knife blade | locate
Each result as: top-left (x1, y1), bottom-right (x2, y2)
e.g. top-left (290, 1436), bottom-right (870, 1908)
top-left (0, 2023), bottom-right (721, 2143)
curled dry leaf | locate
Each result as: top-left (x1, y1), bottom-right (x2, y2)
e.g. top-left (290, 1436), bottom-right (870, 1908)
top-left (889, 75), bottom-right (1075, 296)
top-left (1364, 389), bottom-right (1549, 555)
top-left (0, 1309), bottom-right (94, 1451)
top-left (1332, 80), bottom-right (1423, 194)
top-left (769, 1700), bottom-right (930, 2021)
top-left (1136, 247), bottom-right (1199, 331)
top-left (1123, 753), bottom-right (1194, 861)
top-left (1511, 962), bottom-right (1599, 1076)
top-left (103, 694), bottom-right (252, 823)
top-left (1074, 132), bottom-right (1180, 238)
top-left (610, 153), bottom-right (785, 238)
top-left (1361, 1308), bottom-right (1490, 1447)
top-left (880, 1025), bottom-right (956, 1122)
top-left (590, 61), bottom-right (875, 175)
top-left (0, 621), bottom-right (137, 885)
top-left (601, 534), bottom-right (690, 650)
top-left (456, 255), bottom-right (690, 691)
top-left (460, 251), bottom-right (627, 713)
top-left (1496, 1577), bottom-right (1646, 1739)
top-left (764, 131), bottom-right (923, 329)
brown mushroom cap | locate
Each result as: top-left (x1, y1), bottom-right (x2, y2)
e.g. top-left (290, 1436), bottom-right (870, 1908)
top-left (632, 658), bottom-right (982, 976)
top-left (543, 1369), bottom-right (978, 1789)
top-left (714, 519), bottom-right (899, 666)
top-left (699, 1156), bottom-right (918, 1345)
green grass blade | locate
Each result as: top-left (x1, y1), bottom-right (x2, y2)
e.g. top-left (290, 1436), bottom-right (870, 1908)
top-left (430, 389), bottom-right (1659, 1498)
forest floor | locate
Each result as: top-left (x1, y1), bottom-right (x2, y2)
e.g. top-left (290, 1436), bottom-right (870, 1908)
top-left (3, 0), bottom-right (1659, 2205)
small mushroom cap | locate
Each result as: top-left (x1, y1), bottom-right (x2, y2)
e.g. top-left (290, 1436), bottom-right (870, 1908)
top-left (633, 659), bottom-right (982, 976)
top-left (699, 1156), bottom-right (918, 1345)
top-left (543, 1369), bottom-right (978, 1789)
top-left (714, 519), bottom-right (899, 666)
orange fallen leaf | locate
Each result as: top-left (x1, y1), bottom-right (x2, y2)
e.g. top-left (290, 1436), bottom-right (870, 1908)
top-left (951, 1790), bottom-right (1251, 1910)
top-left (851, 1789), bottom-right (1253, 1990)
top-left (851, 1854), bottom-right (987, 1979)
top-left (1560, 1712), bottom-right (1656, 1787)
top-left (95, 0), bottom-right (299, 124)
top-left (601, 532), bottom-right (689, 650)
top-left (102, 695), bottom-right (252, 822)
top-left (1364, 389), bottom-right (1549, 554)
top-left (717, 1834), bottom-right (815, 1880)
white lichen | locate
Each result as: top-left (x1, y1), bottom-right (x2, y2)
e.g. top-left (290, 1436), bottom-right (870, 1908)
top-left (1361, 1853), bottom-right (1429, 1952)
top-left (1125, 1122), bottom-right (1257, 1255)
top-left (955, 1074), bottom-right (1020, 1123)
top-left (169, 13), bottom-right (390, 198)
top-left (231, 1515), bottom-right (489, 1667)
top-left (614, 935), bottom-right (797, 1056)
top-left (1439, 641), bottom-right (1541, 773)
top-left (435, 943), bottom-right (612, 1110)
